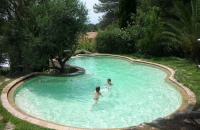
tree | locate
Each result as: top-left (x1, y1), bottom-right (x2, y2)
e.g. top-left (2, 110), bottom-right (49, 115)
top-left (0, 36), bottom-right (5, 66)
top-left (118, 0), bottom-right (137, 28)
top-left (0, 0), bottom-right (42, 72)
top-left (93, 0), bottom-right (118, 29)
top-left (1, 0), bottom-right (88, 73)
top-left (95, 26), bottom-right (136, 54)
top-left (86, 23), bottom-right (98, 32)
top-left (162, 0), bottom-right (200, 62)
top-left (137, 0), bottom-right (191, 19)
top-left (28, 0), bottom-right (88, 73)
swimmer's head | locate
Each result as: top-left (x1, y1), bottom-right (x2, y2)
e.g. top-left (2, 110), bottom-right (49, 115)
top-left (107, 78), bottom-right (111, 82)
top-left (96, 86), bottom-right (100, 93)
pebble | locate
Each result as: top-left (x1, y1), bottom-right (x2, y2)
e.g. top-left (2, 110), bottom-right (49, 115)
top-left (4, 78), bottom-right (10, 82)
top-left (5, 121), bottom-right (15, 130)
top-left (194, 119), bottom-right (200, 124)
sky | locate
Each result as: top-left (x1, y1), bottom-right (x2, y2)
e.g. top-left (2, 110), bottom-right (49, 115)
top-left (80, 0), bottom-right (103, 24)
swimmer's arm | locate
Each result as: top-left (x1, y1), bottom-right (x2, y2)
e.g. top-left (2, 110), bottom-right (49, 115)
top-left (110, 83), bottom-right (114, 86)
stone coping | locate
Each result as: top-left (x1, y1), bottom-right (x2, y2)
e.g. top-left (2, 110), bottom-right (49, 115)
top-left (1, 54), bottom-right (196, 130)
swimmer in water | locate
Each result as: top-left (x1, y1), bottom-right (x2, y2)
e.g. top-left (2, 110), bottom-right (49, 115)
top-left (105, 78), bottom-right (113, 89)
top-left (93, 86), bottom-right (102, 106)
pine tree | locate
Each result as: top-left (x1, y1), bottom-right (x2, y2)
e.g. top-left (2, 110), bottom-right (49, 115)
top-left (118, 0), bottom-right (137, 28)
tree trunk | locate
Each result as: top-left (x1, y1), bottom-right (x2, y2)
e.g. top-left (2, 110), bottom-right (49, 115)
top-left (60, 61), bottom-right (65, 73)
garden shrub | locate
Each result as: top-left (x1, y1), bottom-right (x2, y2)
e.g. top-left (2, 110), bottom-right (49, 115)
top-left (128, 6), bottom-right (184, 57)
top-left (95, 28), bottom-right (136, 54)
top-left (77, 35), bottom-right (95, 52)
top-left (0, 68), bottom-right (10, 76)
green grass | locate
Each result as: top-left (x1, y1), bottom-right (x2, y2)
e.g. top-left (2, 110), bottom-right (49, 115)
top-left (0, 54), bottom-right (200, 129)
top-left (0, 120), bottom-right (6, 130)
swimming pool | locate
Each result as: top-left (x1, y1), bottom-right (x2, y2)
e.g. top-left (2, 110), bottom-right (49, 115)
top-left (14, 56), bottom-right (182, 129)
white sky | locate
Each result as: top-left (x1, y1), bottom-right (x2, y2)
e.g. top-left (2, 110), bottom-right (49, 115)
top-left (80, 0), bottom-right (103, 24)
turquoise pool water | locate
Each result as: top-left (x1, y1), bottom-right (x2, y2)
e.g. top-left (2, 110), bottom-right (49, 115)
top-left (14, 56), bottom-right (182, 129)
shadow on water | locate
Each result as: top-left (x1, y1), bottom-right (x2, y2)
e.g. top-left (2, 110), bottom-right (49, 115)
top-left (14, 74), bottom-right (95, 101)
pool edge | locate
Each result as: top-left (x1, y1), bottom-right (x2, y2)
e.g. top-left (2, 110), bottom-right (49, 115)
top-left (1, 54), bottom-right (196, 130)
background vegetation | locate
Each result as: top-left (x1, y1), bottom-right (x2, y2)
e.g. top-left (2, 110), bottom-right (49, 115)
top-left (94, 0), bottom-right (200, 63)
top-left (1, 0), bottom-right (199, 73)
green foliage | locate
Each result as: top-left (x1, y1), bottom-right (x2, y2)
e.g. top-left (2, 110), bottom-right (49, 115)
top-left (95, 27), bottom-right (136, 54)
top-left (77, 35), bottom-right (95, 52)
top-left (95, 0), bottom-right (193, 57)
top-left (0, 69), bottom-right (10, 76)
top-left (2, 25), bottom-right (27, 72)
top-left (162, 0), bottom-right (200, 62)
top-left (1, 0), bottom-right (88, 73)
top-left (127, 6), bottom-right (184, 57)
top-left (0, 45), bottom-right (8, 67)
top-left (0, 121), bottom-right (5, 130)
top-left (86, 24), bottom-right (98, 32)
top-left (93, 0), bottom-right (118, 29)
top-left (0, 0), bottom-right (49, 72)
top-left (118, 0), bottom-right (137, 28)
top-left (137, 7), bottom-right (164, 56)
top-left (137, 0), bottom-right (191, 18)
top-left (31, 0), bottom-right (88, 73)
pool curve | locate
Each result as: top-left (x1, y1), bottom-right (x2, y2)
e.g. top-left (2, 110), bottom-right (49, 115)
top-left (1, 54), bottom-right (196, 130)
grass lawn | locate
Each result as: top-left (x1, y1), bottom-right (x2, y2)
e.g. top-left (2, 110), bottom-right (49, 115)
top-left (0, 54), bottom-right (200, 129)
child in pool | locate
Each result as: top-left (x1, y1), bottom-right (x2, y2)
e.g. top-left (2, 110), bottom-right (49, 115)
top-left (105, 78), bottom-right (113, 89)
top-left (93, 86), bottom-right (102, 106)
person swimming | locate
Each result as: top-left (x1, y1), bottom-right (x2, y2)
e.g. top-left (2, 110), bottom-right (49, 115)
top-left (105, 78), bottom-right (113, 89)
top-left (93, 86), bottom-right (102, 106)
